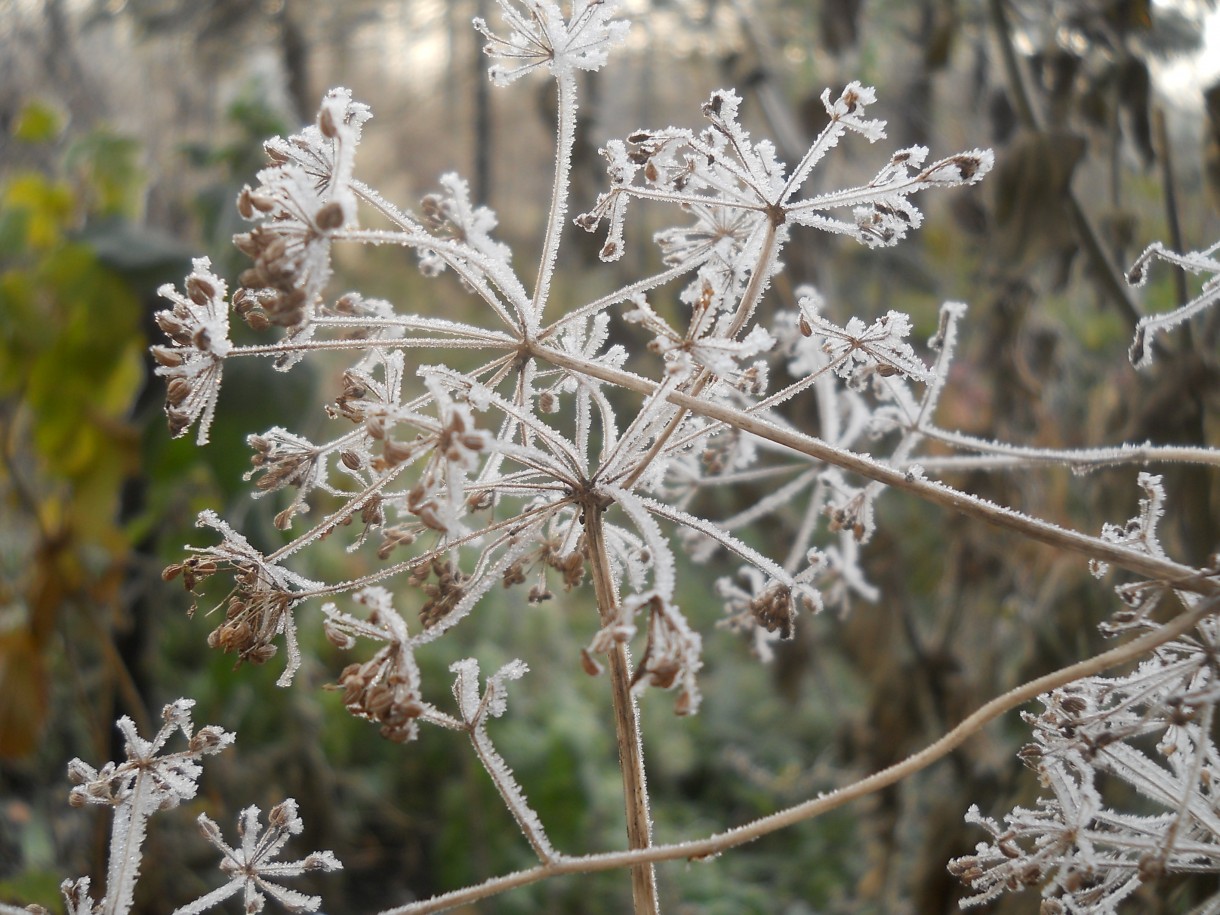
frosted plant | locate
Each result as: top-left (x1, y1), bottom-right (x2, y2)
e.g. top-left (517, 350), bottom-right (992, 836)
top-left (1126, 239), bottom-right (1220, 369)
top-left (174, 801), bottom-right (342, 915)
top-left (14, 700), bottom-right (338, 915)
top-left (951, 477), bottom-right (1220, 912)
top-left (137, 1), bottom-right (1220, 912)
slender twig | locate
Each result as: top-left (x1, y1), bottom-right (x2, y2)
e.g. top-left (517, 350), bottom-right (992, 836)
top-left (532, 73), bottom-right (578, 321)
top-left (535, 341), bottom-right (1210, 589)
top-left (382, 597), bottom-right (1217, 914)
top-left (1153, 107), bottom-right (1189, 309)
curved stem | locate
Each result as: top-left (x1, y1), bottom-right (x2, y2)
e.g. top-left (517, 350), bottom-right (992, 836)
top-left (532, 74), bottom-right (578, 322)
top-left (381, 596), bottom-right (1217, 915)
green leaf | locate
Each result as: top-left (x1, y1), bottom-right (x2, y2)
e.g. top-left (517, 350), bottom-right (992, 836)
top-left (12, 101), bottom-right (62, 144)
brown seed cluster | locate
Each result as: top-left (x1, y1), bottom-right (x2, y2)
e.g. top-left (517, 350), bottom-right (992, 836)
top-left (748, 580), bottom-right (796, 640)
top-left (501, 536), bottom-right (586, 603)
top-left (205, 589), bottom-right (294, 667)
top-left (411, 559), bottom-right (468, 629)
top-left (232, 223), bottom-right (312, 329)
top-left (826, 490), bottom-right (868, 541)
top-left (248, 433), bottom-right (320, 495)
top-left (335, 647), bottom-right (425, 744)
top-left (153, 271), bottom-right (224, 438)
top-left (627, 595), bottom-right (699, 716)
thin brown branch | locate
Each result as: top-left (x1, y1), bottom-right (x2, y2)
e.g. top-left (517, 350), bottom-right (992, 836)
top-left (536, 342), bottom-right (1212, 591)
top-left (382, 597), bottom-right (1217, 915)
top-left (582, 503), bottom-right (659, 915)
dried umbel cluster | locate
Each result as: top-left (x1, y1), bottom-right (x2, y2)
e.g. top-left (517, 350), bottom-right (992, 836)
top-left (45, 700), bottom-right (340, 915)
top-left (152, 0), bottom-right (993, 724)
top-left (141, 1), bottom-right (1220, 912)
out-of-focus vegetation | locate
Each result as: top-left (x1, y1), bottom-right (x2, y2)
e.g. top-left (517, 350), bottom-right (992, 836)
top-left (1, 1), bottom-right (1219, 913)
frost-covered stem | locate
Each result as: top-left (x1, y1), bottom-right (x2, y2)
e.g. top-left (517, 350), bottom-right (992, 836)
top-left (103, 773), bottom-right (152, 915)
top-left (381, 597), bottom-right (1218, 915)
top-left (467, 723), bottom-right (558, 864)
top-left (724, 219), bottom-right (779, 339)
top-left (532, 73), bottom-right (578, 320)
top-left (904, 429), bottom-right (1220, 471)
top-left (536, 343), bottom-right (1210, 588)
top-left (583, 501), bottom-right (659, 915)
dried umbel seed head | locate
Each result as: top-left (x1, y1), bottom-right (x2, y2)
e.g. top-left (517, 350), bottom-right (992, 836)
top-left (185, 274), bottom-right (217, 306)
top-left (749, 582), bottom-right (795, 639)
top-left (208, 619), bottom-right (253, 653)
top-left (268, 800), bottom-right (294, 828)
top-left (237, 186), bottom-right (277, 219)
top-left (377, 526), bottom-right (417, 559)
top-left (189, 727), bottom-right (228, 753)
top-left (361, 495), bottom-right (385, 526)
top-left (502, 562), bottom-right (527, 588)
top-left (318, 104), bottom-right (339, 138)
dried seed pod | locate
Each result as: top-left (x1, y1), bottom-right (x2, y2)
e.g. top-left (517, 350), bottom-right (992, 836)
top-left (580, 648), bottom-right (603, 677)
top-left (151, 345), bottom-right (185, 367)
top-left (319, 105), bottom-right (338, 138)
top-left (315, 201), bottom-right (346, 231)
top-left (166, 377), bottom-right (191, 406)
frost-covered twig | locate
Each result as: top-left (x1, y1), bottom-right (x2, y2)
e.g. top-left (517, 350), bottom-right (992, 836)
top-left (381, 594), bottom-right (1218, 914)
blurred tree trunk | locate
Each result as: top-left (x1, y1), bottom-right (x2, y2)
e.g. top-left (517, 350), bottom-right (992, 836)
top-left (473, 0), bottom-right (492, 204)
top-left (279, 0), bottom-right (312, 123)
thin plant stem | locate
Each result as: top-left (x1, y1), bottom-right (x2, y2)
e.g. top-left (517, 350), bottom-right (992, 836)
top-left (535, 341), bottom-right (1210, 589)
top-left (381, 596), bottom-right (1218, 915)
top-left (583, 502), bottom-right (660, 915)
top-left (532, 73), bottom-right (577, 322)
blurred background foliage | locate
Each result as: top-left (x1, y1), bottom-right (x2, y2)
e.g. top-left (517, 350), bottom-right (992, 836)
top-left (1, 0), bottom-right (1219, 912)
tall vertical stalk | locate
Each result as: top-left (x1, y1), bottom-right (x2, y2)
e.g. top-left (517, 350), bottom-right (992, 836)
top-left (531, 73), bottom-right (578, 322)
top-left (583, 500), bottom-right (660, 915)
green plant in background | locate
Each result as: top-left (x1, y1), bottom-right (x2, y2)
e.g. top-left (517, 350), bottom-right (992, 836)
top-left (0, 101), bottom-right (150, 759)
top-left (6, 1), bottom-right (1220, 913)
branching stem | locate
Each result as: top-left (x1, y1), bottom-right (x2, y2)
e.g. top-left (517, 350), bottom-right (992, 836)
top-left (381, 596), bottom-right (1217, 915)
top-left (536, 342), bottom-right (1213, 590)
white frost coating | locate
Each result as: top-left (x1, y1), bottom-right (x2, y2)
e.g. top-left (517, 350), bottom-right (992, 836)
top-left (1127, 240), bottom-right (1220, 368)
top-left (475, 0), bottom-right (630, 86)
